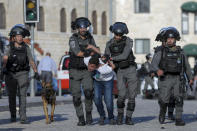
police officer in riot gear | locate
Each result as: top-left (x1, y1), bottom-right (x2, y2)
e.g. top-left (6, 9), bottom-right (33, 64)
top-left (69, 17), bottom-right (99, 126)
top-left (105, 22), bottom-right (137, 125)
top-left (151, 27), bottom-right (193, 126)
top-left (3, 24), bottom-right (39, 124)
top-left (154, 27), bottom-right (176, 120)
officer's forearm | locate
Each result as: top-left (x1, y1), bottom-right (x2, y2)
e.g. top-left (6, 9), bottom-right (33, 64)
top-left (30, 60), bottom-right (37, 72)
top-left (89, 46), bottom-right (100, 54)
top-left (112, 49), bottom-right (131, 61)
top-left (77, 51), bottom-right (84, 57)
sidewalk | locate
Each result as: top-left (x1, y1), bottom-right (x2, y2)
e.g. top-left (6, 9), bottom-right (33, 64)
top-left (0, 94), bottom-right (73, 112)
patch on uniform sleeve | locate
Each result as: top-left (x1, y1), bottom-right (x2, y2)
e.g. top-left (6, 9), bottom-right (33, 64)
top-left (70, 40), bottom-right (76, 48)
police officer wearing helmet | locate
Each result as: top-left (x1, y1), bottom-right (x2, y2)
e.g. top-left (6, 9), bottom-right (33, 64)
top-left (105, 22), bottom-right (137, 125)
top-left (151, 27), bottom-right (193, 126)
top-left (3, 24), bottom-right (39, 124)
top-left (152, 27), bottom-right (176, 121)
top-left (69, 17), bottom-right (99, 126)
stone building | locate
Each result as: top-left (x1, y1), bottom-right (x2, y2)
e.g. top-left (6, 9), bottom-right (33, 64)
top-left (0, 0), bottom-right (110, 64)
top-left (114, 0), bottom-right (197, 66)
top-left (1, 0), bottom-right (197, 66)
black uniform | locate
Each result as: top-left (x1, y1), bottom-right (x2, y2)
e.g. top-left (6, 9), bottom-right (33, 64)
top-left (5, 42), bottom-right (33, 122)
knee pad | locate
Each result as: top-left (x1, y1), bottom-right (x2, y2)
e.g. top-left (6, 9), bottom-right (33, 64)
top-left (127, 103), bottom-right (135, 111)
top-left (84, 90), bottom-right (93, 99)
top-left (175, 97), bottom-right (183, 107)
top-left (73, 96), bottom-right (81, 107)
top-left (117, 100), bottom-right (125, 108)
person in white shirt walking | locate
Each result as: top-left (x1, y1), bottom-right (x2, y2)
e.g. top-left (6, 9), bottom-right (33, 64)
top-left (84, 55), bottom-right (116, 125)
top-left (38, 52), bottom-right (57, 87)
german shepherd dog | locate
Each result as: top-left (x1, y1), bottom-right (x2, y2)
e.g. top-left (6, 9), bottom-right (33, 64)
top-left (41, 82), bottom-right (56, 124)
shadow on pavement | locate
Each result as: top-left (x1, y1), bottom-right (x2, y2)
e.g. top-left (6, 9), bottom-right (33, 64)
top-left (0, 118), bottom-right (13, 125)
top-left (133, 116), bottom-right (156, 124)
top-left (183, 114), bottom-right (197, 124)
top-left (0, 128), bottom-right (24, 131)
top-left (28, 113), bottom-right (69, 123)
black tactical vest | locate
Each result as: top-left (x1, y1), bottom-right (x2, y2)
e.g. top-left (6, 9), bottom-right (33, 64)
top-left (7, 42), bottom-right (30, 72)
top-left (109, 36), bottom-right (135, 69)
top-left (69, 33), bottom-right (93, 70)
top-left (159, 46), bottom-right (182, 73)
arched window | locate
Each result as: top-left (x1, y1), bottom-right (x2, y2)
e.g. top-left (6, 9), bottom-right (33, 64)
top-left (92, 11), bottom-right (97, 34)
top-left (101, 11), bottom-right (107, 35)
top-left (60, 8), bottom-right (66, 32)
top-left (0, 3), bottom-right (6, 29)
top-left (71, 8), bottom-right (77, 32)
top-left (37, 6), bottom-right (44, 31)
top-left (181, 11), bottom-right (189, 34)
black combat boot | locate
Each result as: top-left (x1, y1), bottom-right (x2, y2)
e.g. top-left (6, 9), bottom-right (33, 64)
top-left (86, 112), bottom-right (93, 125)
top-left (77, 116), bottom-right (86, 126)
top-left (159, 109), bottom-right (166, 124)
top-left (158, 101), bottom-right (167, 124)
top-left (117, 113), bottom-right (124, 125)
top-left (125, 116), bottom-right (134, 125)
top-left (10, 114), bottom-right (16, 123)
top-left (175, 119), bottom-right (185, 126)
top-left (168, 112), bottom-right (175, 120)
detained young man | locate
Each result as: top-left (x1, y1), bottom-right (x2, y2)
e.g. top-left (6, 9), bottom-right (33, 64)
top-left (84, 55), bottom-right (116, 125)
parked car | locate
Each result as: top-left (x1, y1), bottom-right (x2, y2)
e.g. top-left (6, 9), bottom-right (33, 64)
top-left (57, 54), bottom-right (70, 94)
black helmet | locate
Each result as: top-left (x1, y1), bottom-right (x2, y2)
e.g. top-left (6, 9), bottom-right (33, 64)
top-left (146, 53), bottom-right (152, 60)
top-left (155, 27), bottom-right (167, 42)
top-left (109, 22), bottom-right (129, 36)
top-left (164, 27), bottom-right (180, 41)
top-left (71, 17), bottom-right (91, 30)
top-left (9, 24), bottom-right (30, 37)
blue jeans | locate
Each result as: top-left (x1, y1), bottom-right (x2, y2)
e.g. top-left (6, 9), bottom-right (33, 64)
top-left (94, 78), bottom-right (114, 119)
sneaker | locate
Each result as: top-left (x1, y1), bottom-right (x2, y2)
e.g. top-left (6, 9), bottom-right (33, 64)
top-left (98, 116), bottom-right (105, 125)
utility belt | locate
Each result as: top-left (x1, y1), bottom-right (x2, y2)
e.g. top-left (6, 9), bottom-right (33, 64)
top-left (8, 66), bottom-right (30, 73)
top-left (159, 72), bottom-right (180, 81)
top-left (164, 72), bottom-right (180, 76)
top-left (115, 60), bottom-right (136, 69)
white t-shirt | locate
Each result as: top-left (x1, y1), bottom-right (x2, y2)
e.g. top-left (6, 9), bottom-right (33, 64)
top-left (84, 56), bottom-right (114, 81)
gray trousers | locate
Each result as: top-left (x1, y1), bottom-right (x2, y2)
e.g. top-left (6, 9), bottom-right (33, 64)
top-left (5, 71), bottom-right (29, 120)
top-left (41, 71), bottom-right (53, 83)
top-left (144, 76), bottom-right (154, 90)
top-left (69, 69), bottom-right (93, 118)
top-left (158, 75), bottom-right (183, 119)
top-left (116, 65), bottom-right (138, 117)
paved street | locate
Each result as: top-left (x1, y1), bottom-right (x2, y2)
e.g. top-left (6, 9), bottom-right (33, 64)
top-left (0, 96), bottom-right (197, 131)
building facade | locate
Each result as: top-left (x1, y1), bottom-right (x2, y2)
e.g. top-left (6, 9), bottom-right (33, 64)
top-left (0, 0), bottom-right (197, 66)
top-left (0, 0), bottom-right (110, 64)
top-left (114, 0), bottom-right (197, 66)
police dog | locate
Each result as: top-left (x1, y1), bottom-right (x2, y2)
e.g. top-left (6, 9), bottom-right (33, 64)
top-left (41, 82), bottom-right (56, 124)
